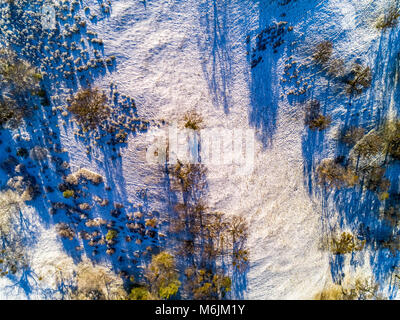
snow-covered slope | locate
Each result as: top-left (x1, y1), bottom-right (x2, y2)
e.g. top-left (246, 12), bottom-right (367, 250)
top-left (1, 0), bottom-right (399, 299)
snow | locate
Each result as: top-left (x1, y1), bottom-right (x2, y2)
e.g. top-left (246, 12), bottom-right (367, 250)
top-left (0, 0), bottom-right (399, 299)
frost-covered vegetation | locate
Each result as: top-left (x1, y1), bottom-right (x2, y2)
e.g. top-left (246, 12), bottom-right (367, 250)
top-left (0, 0), bottom-right (399, 301)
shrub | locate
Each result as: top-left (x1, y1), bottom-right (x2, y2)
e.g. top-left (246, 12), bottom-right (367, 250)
top-left (145, 218), bottom-right (158, 228)
top-left (145, 252), bottom-right (181, 300)
top-left (315, 277), bottom-right (381, 300)
top-left (304, 100), bottom-right (331, 131)
top-left (354, 132), bottom-right (384, 157)
top-left (308, 115), bottom-right (332, 131)
top-left (170, 161), bottom-right (207, 193)
top-left (0, 48), bottom-right (41, 93)
top-left (188, 269), bottom-right (231, 300)
top-left (68, 87), bottom-right (109, 129)
top-left (0, 99), bottom-right (22, 127)
top-left (183, 111), bottom-right (203, 131)
top-left (129, 287), bottom-right (154, 300)
top-left (375, 5), bottom-right (400, 30)
top-left (56, 223), bottom-right (75, 240)
top-left (364, 166), bottom-right (390, 193)
top-left (313, 41), bottom-right (333, 65)
top-left (71, 261), bottom-right (127, 300)
top-left (316, 159), bottom-right (359, 189)
top-left (65, 168), bottom-right (103, 185)
top-left (345, 63), bottom-right (372, 95)
top-left (63, 190), bottom-right (75, 198)
top-left (339, 126), bottom-right (365, 146)
top-left (0, 190), bottom-right (23, 237)
top-left (328, 232), bottom-right (365, 255)
top-left (0, 190), bottom-right (29, 276)
top-left (382, 120), bottom-right (400, 160)
top-left (106, 229), bottom-right (118, 241)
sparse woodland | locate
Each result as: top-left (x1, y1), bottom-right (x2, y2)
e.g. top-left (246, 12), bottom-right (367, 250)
top-left (0, 0), bottom-right (399, 301)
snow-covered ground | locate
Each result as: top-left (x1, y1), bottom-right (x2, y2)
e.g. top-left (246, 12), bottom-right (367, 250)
top-left (1, 0), bottom-right (399, 299)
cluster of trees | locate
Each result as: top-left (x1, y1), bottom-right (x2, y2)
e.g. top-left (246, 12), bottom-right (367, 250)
top-left (129, 252), bottom-right (181, 300)
top-left (315, 276), bottom-right (382, 300)
top-left (163, 157), bottom-right (249, 300)
top-left (0, 190), bottom-right (29, 277)
top-left (317, 120), bottom-right (400, 193)
top-left (312, 41), bottom-right (372, 95)
top-left (316, 158), bottom-right (358, 189)
top-left (0, 48), bottom-right (42, 128)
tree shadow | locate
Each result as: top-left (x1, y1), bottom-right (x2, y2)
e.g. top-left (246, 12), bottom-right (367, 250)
top-left (300, 17), bottom-right (400, 297)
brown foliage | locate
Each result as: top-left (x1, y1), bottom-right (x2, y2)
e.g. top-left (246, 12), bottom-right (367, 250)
top-left (68, 87), bottom-right (109, 129)
top-left (316, 159), bottom-right (358, 189)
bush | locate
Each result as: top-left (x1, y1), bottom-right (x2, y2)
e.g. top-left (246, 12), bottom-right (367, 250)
top-left (0, 190), bottom-right (28, 276)
top-left (382, 120), bottom-right (400, 160)
top-left (0, 190), bottom-right (23, 237)
top-left (345, 63), bottom-right (372, 95)
top-left (71, 261), bottom-right (127, 300)
top-left (106, 229), bottom-right (118, 241)
top-left (313, 41), bottom-right (333, 65)
top-left (68, 87), bottom-right (109, 129)
top-left (183, 111), bottom-right (203, 131)
top-left (56, 223), bottom-right (75, 240)
top-left (145, 252), bottom-right (181, 300)
top-left (63, 190), bottom-right (75, 198)
top-left (354, 132), bottom-right (384, 157)
top-left (328, 232), bottom-right (365, 254)
top-left (315, 277), bottom-right (381, 300)
top-left (339, 126), bottom-right (365, 146)
top-left (170, 161), bottom-right (207, 193)
top-left (304, 100), bottom-right (331, 131)
top-left (0, 48), bottom-right (41, 93)
top-left (308, 115), bottom-right (332, 131)
top-left (375, 5), bottom-right (400, 30)
top-left (364, 166), bottom-right (390, 193)
top-left (0, 99), bottom-right (22, 127)
top-left (129, 287), bottom-right (154, 300)
top-left (186, 268), bottom-right (231, 300)
top-left (316, 159), bottom-right (359, 189)
top-left (145, 218), bottom-right (158, 228)
top-left (65, 168), bottom-right (104, 185)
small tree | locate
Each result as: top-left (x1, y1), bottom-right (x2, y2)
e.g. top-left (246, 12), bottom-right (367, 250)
top-left (183, 111), bottom-right (203, 131)
top-left (328, 232), bottom-right (365, 255)
top-left (383, 120), bottom-right (400, 160)
top-left (339, 126), bottom-right (365, 146)
top-left (375, 5), bottom-right (400, 30)
top-left (316, 159), bottom-right (358, 189)
top-left (315, 277), bottom-right (382, 300)
top-left (345, 63), bottom-right (372, 95)
top-left (145, 252), bottom-right (181, 300)
top-left (68, 87), bottom-right (109, 129)
top-left (304, 100), bottom-right (331, 131)
top-left (313, 41), bottom-right (333, 65)
top-left (354, 132), bottom-right (384, 158)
